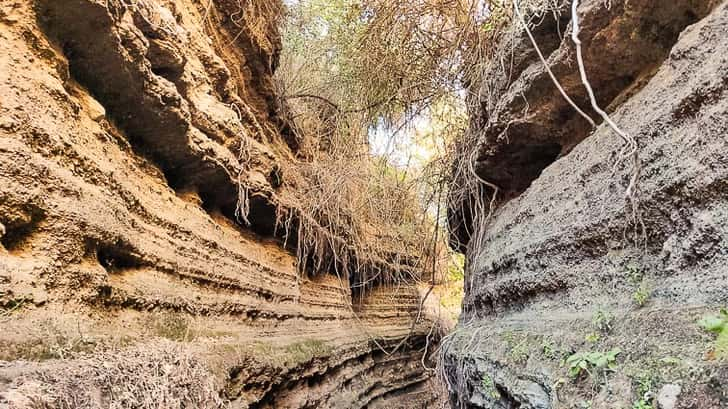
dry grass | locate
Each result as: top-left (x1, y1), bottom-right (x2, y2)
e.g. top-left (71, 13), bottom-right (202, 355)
top-left (271, 0), bottom-right (569, 278)
top-left (3, 340), bottom-right (223, 409)
top-left (275, 150), bottom-right (437, 291)
top-left (268, 0), bottom-right (490, 292)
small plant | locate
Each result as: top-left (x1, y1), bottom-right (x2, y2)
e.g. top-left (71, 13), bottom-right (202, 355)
top-left (626, 265), bottom-right (651, 307)
top-left (585, 332), bottom-right (600, 343)
top-left (632, 399), bottom-right (653, 409)
top-left (633, 284), bottom-right (651, 307)
top-left (698, 308), bottom-right (728, 332)
top-left (541, 338), bottom-right (558, 359)
top-left (510, 340), bottom-right (529, 363)
top-left (626, 265), bottom-right (645, 285)
top-left (502, 331), bottom-right (530, 363)
top-left (636, 373), bottom-right (655, 395)
top-left (592, 307), bottom-right (614, 332)
top-left (552, 377), bottom-right (566, 390)
top-left (698, 308), bottom-right (728, 360)
top-left (566, 348), bottom-right (621, 379)
top-left (631, 372), bottom-right (657, 409)
top-left (623, 264), bottom-right (651, 308)
top-left (481, 375), bottom-right (501, 399)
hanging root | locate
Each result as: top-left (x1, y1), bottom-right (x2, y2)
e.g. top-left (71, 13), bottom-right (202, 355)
top-left (510, 0), bottom-right (643, 240)
top-left (230, 102), bottom-right (252, 225)
top-left (512, 0), bottom-right (595, 127)
top-left (570, 0), bottom-right (644, 239)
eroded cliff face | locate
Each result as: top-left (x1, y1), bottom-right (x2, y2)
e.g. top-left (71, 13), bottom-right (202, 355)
top-left (444, 0), bottom-right (727, 408)
top-left (0, 0), bottom-right (440, 407)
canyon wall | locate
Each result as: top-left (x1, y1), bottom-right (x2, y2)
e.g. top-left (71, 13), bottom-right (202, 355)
top-left (444, 0), bottom-right (727, 408)
top-left (0, 0), bottom-right (440, 407)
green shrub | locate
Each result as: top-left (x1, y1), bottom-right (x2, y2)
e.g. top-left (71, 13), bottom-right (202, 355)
top-left (481, 375), bottom-right (501, 399)
top-left (502, 331), bottom-right (530, 363)
top-left (632, 399), bottom-right (653, 409)
top-left (592, 307), bottom-right (614, 332)
top-left (566, 348), bottom-right (621, 379)
top-left (541, 338), bottom-right (558, 359)
top-left (632, 284), bottom-right (651, 308)
top-left (698, 308), bottom-right (728, 359)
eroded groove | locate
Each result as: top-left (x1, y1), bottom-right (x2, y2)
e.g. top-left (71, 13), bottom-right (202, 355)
top-left (35, 0), bottom-right (281, 241)
top-left (234, 338), bottom-right (433, 409)
top-left (34, 0), bottom-right (420, 299)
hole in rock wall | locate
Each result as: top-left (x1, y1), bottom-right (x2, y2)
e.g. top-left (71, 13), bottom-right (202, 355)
top-left (0, 208), bottom-right (45, 254)
top-left (93, 240), bottom-right (144, 273)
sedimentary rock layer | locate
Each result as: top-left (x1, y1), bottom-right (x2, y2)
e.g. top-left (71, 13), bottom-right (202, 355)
top-left (444, 1), bottom-right (727, 407)
top-left (0, 0), bottom-right (440, 407)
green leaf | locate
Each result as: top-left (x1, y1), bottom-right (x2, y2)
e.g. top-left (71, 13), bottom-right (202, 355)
top-left (566, 354), bottom-right (582, 365)
top-left (607, 348), bottom-right (622, 359)
top-left (660, 357), bottom-right (681, 365)
top-left (698, 314), bottom-right (726, 333)
top-left (716, 329), bottom-right (728, 359)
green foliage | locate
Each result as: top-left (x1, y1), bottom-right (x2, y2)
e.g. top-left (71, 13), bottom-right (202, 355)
top-left (632, 284), bottom-right (651, 308)
top-left (481, 375), bottom-right (501, 399)
top-left (510, 341), bottom-right (529, 363)
top-left (479, 1), bottom-right (508, 33)
top-left (278, 0), bottom-right (485, 127)
top-left (632, 371), bottom-right (658, 408)
top-left (434, 251), bottom-right (465, 316)
top-left (447, 252), bottom-right (465, 281)
top-left (626, 265), bottom-right (645, 285)
top-left (541, 338), bottom-right (558, 359)
top-left (632, 399), bottom-right (653, 409)
top-left (592, 307), bottom-right (614, 332)
top-left (276, 0), bottom-right (470, 288)
top-left (626, 265), bottom-right (651, 308)
top-left (552, 377), bottom-right (567, 390)
top-left (502, 331), bottom-right (530, 363)
top-left (698, 309), bottom-right (728, 333)
top-left (635, 372), bottom-right (655, 396)
top-left (717, 332), bottom-right (728, 360)
top-left (566, 348), bottom-right (621, 379)
top-left (585, 332), bottom-right (600, 343)
top-left (699, 308), bottom-right (728, 360)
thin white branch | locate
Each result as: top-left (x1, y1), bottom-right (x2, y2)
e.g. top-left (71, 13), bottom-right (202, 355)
top-left (570, 0), bottom-right (639, 198)
top-left (512, 0), bottom-right (596, 127)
